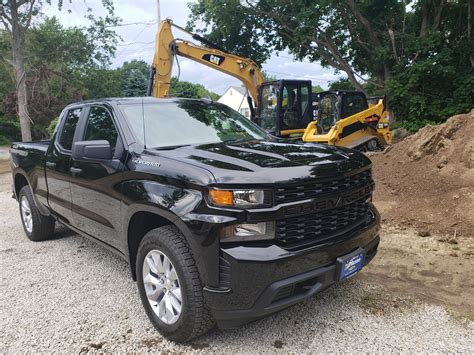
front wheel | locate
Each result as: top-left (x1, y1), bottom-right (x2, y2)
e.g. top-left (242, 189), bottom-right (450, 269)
top-left (18, 185), bottom-right (55, 241)
top-left (136, 226), bottom-right (215, 342)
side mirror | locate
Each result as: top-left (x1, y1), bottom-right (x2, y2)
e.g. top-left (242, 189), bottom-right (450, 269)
top-left (72, 140), bottom-right (112, 161)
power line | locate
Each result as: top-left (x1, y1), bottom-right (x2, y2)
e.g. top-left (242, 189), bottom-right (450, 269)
top-left (115, 22), bottom-right (155, 58)
top-left (106, 20), bottom-right (157, 28)
top-left (264, 69), bottom-right (330, 83)
top-left (116, 41), bottom-right (155, 47)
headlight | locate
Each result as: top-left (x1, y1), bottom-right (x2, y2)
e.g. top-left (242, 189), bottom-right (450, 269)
top-left (220, 222), bottom-right (275, 242)
top-left (208, 189), bottom-right (268, 208)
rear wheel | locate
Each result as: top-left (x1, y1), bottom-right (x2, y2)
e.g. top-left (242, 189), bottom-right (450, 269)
top-left (18, 186), bottom-right (55, 241)
top-left (136, 226), bottom-right (214, 342)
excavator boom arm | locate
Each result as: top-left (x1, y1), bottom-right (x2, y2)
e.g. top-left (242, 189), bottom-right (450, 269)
top-left (151, 19), bottom-right (265, 106)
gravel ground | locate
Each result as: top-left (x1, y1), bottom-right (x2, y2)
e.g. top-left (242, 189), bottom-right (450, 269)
top-left (0, 173), bottom-right (473, 353)
top-left (0, 147), bottom-right (9, 161)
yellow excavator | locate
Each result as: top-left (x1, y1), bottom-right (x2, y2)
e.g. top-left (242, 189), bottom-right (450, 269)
top-left (148, 19), bottom-right (392, 151)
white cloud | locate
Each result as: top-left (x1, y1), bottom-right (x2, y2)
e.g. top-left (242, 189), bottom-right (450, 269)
top-left (45, 0), bottom-right (338, 94)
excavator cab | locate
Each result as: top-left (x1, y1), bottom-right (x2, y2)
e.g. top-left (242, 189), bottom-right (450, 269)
top-left (256, 80), bottom-right (313, 137)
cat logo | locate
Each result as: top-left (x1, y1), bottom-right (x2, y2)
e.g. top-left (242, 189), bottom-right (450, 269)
top-left (202, 54), bottom-right (225, 66)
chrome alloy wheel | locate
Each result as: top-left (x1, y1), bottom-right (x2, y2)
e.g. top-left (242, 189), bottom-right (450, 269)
top-left (20, 195), bottom-right (33, 233)
top-left (142, 249), bottom-right (183, 325)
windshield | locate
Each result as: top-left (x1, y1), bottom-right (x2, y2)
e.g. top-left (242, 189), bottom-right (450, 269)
top-left (119, 100), bottom-right (271, 148)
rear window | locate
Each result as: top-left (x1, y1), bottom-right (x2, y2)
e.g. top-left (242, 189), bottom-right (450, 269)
top-left (119, 100), bottom-right (270, 148)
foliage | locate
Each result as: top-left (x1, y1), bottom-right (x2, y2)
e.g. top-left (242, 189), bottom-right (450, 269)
top-left (329, 78), bottom-right (355, 91)
top-left (82, 68), bottom-right (123, 99)
top-left (187, 0), bottom-right (271, 65)
top-left (311, 84), bottom-right (324, 93)
top-left (1, 0), bottom-right (120, 140)
top-left (169, 77), bottom-right (219, 101)
top-left (47, 117), bottom-right (59, 137)
top-left (0, 16), bottom-right (123, 138)
top-left (0, 116), bottom-right (21, 145)
top-left (0, 17), bottom-right (221, 139)
top-left (188, 0), bottom-right (474, 128)
top-left (262, 71), bottom-right (277, 81)
top-left (121, 60), bottom-right (149, 97)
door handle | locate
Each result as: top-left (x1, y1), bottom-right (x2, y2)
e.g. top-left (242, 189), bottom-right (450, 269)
top-left (70, 167), bottom-right (82, 174)
top-left (46, 161), bottom-right (56, 168)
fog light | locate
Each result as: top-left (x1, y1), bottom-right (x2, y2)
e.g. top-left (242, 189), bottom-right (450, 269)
top-left (220, 222), bottom-right (275, 242)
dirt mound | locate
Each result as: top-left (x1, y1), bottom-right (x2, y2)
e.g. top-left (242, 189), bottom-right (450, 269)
top-left (370, 110), bottom-right (474, 237)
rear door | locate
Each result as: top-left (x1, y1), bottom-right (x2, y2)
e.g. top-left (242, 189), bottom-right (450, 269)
top-left (45, 107), bottom-right (83, 224)
top-left (69, 104), bottom-right (125, 249)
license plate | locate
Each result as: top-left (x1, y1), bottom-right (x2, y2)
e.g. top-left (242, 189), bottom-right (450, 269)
top-left (337, 248), bottom-right (365, 281)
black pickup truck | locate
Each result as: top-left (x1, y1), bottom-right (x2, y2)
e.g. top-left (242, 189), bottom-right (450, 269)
top-left (10, 97), bottom-right (380, 342)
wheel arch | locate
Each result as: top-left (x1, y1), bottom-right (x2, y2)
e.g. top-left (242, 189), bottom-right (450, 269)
top-left (125, 204), bottom-right (198, 281)
top-left (13, 171), bottom-right (29, 199)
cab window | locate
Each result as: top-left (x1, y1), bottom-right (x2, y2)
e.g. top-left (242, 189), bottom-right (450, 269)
top-left (280, 84), bottom-right (310, 130)
top-left (84, 106), bottom-right (119, 155)
top-left (318, 94), bottom-right (339, 134)
top-left (58, 108), bottom-right (81, 151)
top-left (342, 93), bottom-right (368, 118)
top-left (259, 84), bottom-right (279, 133)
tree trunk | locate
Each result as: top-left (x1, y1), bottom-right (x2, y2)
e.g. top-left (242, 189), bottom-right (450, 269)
top-left (345, 70), bottom-right (366, 93)
top-left (420, 3), bottom-right (429, 37)
top-left (10, 0), bottom-right (32, 142)
top-left (469, 0), bottom-right (473, 68)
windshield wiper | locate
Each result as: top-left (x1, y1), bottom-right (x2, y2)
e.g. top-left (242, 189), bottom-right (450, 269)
top-left (151, 144), bottom-right (191, 150)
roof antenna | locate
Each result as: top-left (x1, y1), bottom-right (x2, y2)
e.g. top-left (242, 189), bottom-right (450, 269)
top-left (141, 96), bottom-right (147, 149)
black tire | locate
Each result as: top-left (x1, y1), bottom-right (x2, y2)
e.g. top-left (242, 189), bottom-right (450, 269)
top-left (136, 226), bottom-right (215, 342)
top-left (18, 185), bottom-right (55, 241)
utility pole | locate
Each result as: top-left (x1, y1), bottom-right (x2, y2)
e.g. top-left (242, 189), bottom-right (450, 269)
top-left (156, 0), bottom-right (160, 27)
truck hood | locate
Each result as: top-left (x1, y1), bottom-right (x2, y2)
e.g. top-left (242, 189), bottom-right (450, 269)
top-left (150, 140), bottom-right (371, 185)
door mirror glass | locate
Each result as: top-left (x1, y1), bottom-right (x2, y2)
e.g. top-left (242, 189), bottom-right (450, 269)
top-left (72, 140), bottom-right (112, 161)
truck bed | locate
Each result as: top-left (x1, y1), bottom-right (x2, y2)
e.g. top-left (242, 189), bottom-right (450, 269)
top-left (11, 140), bottom-right (50, 154)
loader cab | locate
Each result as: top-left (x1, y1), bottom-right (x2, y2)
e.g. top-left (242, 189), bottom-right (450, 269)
top-left (256, 80), bottom-right (312, 137)
top-left (313, 90), bottom-right (369, 134)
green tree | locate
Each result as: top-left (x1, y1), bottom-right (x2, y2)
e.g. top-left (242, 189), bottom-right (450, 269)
top-left (262, 71), bottom-right (277, 81)
top-left (121, 60), bottom-right (149, 97)
top-left (0, 16), bottom-right (122, 138)
top-left (329, 78), bottom-right (355, 91)
top-left (169, 77), bottom-right (219, 100)
top-left (312, 84), bottom-right (324, 93)
top-left (188, 0), bottom-right (473, 125)
top-left (0, 1), bottom-right (119, 141)
top-left (82, 68), bottom-right (123, 99)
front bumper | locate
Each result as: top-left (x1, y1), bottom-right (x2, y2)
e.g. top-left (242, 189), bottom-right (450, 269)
top-left (204, 207), bottom-right (380, 328)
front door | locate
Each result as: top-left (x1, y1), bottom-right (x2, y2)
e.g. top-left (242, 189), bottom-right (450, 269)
top-left (45, 107), bottom-right (82, 224)
top-left (70, 105), bottom-right (125, 249)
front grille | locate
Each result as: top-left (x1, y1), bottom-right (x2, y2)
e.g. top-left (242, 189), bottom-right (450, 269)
top-left (275, 169), bottom-right (372, 204)
top-left (275, 200), bottom-right (371, 245)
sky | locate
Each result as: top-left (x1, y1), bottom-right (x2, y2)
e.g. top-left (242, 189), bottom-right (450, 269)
top-left (43, 0), bottom-right (339, 95)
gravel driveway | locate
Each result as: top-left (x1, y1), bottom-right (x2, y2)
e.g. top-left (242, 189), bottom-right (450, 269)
top-left (0, 172), bottom-right (472, 353)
